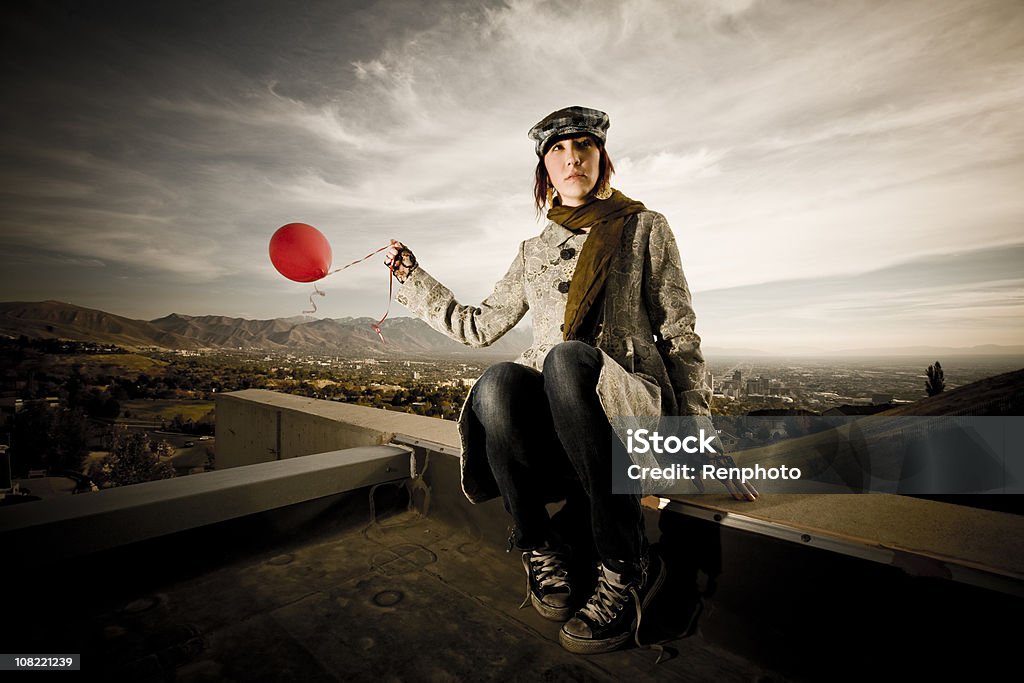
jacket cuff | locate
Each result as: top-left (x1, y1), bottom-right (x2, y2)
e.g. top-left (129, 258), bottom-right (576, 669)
top-left (395, 266), bottom-right (441, 318)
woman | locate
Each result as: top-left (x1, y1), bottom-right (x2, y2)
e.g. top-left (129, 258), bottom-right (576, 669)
top-left (385, 106), bottom-right (757, 655)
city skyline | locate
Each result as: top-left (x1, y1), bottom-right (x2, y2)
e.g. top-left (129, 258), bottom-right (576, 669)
top-left (2, 0), bottom-right (1023, 354)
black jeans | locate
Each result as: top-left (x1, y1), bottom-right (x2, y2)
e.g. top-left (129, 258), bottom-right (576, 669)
top-left (469, 340), bottom-right (645, 565)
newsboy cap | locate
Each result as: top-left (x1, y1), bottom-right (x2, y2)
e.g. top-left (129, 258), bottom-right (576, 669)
top-left (528, 106), bottom-right (610, 157)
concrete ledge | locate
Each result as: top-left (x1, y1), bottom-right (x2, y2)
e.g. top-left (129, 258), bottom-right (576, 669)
top-left (659, 493), bottom-right (1024, 597)
top-left (1, 445), bottom-right (413, 565)
top-left (215, 389), bottom-right (459, 469)
top-left (211, 393), bottom-right (1019, 593)
top-left (216, 391), bottom-right (1024, 597)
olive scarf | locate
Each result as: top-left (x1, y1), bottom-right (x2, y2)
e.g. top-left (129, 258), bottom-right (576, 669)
top-left (548, 189), bottom-right (647, 341)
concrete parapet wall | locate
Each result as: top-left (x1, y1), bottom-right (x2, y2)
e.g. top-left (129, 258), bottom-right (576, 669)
top-left (215, 389), bottom-right (459, 470)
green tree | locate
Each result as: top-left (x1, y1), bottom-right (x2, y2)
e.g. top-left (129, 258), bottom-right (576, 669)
top-left (89, 431), bottom-right (175, 488)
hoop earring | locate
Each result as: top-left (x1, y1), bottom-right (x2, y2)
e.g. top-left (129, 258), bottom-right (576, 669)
top-left (594, 179), bottom-right (613, 200)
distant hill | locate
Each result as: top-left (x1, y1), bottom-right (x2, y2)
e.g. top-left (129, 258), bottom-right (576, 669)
top-left (879, 367), bottom-right (1024, 416)
top-left (4, 300), bottom-right (1021, 364)
top-left (0, 301), bottom-right (531, 359)
top-left (0, 301), bottom-right (204, 350)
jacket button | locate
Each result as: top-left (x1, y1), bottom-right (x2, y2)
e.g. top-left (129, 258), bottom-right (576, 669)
top-left (557, 281), bottom-right (570, 294)
top-left (559, 323), bottom-right (564, 332)
top-left (560, 248), bottom-right (576, 260)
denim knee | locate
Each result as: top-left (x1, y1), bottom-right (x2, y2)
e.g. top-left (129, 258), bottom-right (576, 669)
top-left (470, 361), bottom-right (538, 429)
top-left (542, 341), bottom-right (602, 391)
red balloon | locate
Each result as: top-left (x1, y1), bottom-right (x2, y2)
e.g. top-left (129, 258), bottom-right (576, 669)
top-left (269, 223), bottom-right (332, 282)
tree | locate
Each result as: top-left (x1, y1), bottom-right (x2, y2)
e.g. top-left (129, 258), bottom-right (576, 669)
top-left (10, 403), bottom-right (89, 476)
top-left (50, 408), bottom-right (91, 472)
top-left (925, 361), bottom-right (945, 397)
top-left (89, 431), bottom-right (175, 488)
top-left (82, 388), bottom-right (120, 420)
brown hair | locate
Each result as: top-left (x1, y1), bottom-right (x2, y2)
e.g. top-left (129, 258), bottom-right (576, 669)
top-left (533, 135), bottom-right (616, 217)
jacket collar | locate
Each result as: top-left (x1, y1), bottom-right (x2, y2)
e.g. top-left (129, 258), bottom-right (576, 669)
top-left (540, 221), bottom-right (577, 249)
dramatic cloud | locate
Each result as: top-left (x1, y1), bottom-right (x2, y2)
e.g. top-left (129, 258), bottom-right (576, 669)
top-left (1, 0), bottom-right (1022, 352)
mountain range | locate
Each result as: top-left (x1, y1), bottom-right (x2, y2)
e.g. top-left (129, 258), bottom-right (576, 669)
top-left (0, 301), bottom-right (531, 358)
top-left (3, 300), bottom-right (1023, 359)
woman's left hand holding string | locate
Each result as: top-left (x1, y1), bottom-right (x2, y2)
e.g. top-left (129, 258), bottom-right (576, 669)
top-left (384, 239), bottom-right (418, 283)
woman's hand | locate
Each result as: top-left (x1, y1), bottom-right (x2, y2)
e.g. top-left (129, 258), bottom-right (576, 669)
top-left (385, 239), bottom-right (418, 283)
top-left (725, 473), bottom-right (759, 502)
top-left (707, 452), bottom-right (759, 501)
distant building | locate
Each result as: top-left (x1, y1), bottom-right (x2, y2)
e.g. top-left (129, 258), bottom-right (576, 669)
top-left (716, 430), bottom-right (741, 448)
top-left (745, 377), bottom-right (771, 396)
top-left (718, 378), bottom-right (743, 399)
top-left (2, 397), bottom-right (60, 413)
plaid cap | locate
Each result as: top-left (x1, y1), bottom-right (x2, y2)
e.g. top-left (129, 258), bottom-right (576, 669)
top-left (528, 106), bottom-right (610, 156)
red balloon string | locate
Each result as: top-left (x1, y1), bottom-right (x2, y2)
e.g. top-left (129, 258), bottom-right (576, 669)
top-left (300, 244), bottom-right (396, 343)
top-left (302, 282), bottom-right (326, 315)
top-left (328, 244), bottom-right (392, 275)
top-left (371, 274), bottom-right (394, 344)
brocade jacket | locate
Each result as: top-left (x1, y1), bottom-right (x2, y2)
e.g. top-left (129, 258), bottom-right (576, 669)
top-left (396, 210), bottom-right (711, 503)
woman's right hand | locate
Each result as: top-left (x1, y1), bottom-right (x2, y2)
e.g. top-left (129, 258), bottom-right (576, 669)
top-left (385, 239), bottom-right (418, 283)
top-left (707, 452), bottom-right (759, 501)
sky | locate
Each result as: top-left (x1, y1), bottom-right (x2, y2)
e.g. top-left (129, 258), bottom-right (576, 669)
top-left (1, 0), bottom-right (1022, 354)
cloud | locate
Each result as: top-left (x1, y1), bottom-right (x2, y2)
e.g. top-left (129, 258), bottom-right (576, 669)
top-left (696, 242), bottom-right (1024, 350)
top-left (1, 0), bottom-right (1022, 354)
top-left (149, 90), bottom-right (379, 151)
top-left (614, 148), bottom-right (727, 193)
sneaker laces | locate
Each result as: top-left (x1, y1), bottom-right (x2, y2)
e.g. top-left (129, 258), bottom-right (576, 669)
top-left (579, 561), bottom-right (666, 662)
top-left (578, 563), bottom-right (635, 626)
top-left (520, 547), bottom-right (570, 608)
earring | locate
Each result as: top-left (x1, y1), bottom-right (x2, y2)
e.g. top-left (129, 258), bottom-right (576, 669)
top-left (547, 186), bottom-right (557, 207)
top-left (595, 179), bottom-right (613, 200)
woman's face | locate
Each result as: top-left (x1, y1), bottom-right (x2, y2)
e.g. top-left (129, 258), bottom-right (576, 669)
top-left (544, 135), bottom-right (601, 207)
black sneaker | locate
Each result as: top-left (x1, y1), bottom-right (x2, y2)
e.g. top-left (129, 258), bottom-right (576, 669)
top-left (558, 550), bottom-right (666, 654)
top-left (520, 543), bottom-right (574, 622)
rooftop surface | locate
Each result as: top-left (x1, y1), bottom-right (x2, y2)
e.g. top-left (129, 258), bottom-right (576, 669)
top-left (6, 387), bottom-right (1023, 681)
top-left (11, 492), bottom-right (782, 682)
